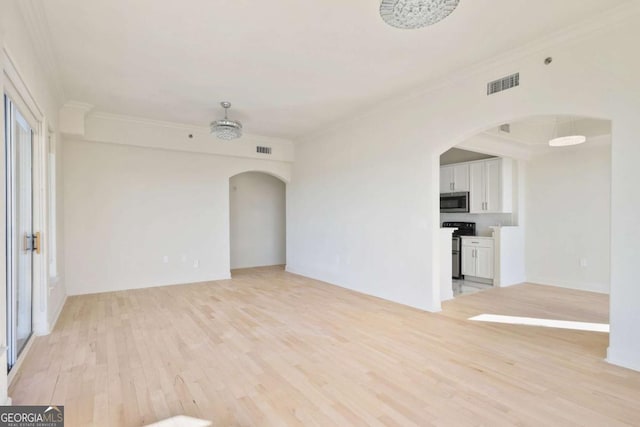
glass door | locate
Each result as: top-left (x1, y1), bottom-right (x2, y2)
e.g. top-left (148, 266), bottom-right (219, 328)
top-left (5, 95), bottom-right (35, 371)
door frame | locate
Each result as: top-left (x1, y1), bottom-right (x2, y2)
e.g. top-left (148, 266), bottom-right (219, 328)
top-left (4, 93), bottom-right (36, 369)
top-left (2, 48), bottom-right (49, 381)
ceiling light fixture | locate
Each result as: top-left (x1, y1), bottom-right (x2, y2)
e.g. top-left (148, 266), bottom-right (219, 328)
top-left (549, 117), bottom-right (586, 147)
top-left (549, 135), bottom-right (587, 147)
top-left (380, 0), bottom-right (460, 29)
top-left (210, 102), bottom-right (242, 140)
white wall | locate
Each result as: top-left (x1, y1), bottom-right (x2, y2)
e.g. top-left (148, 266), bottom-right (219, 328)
top-left (63, 139), bottom-right (291, 295)
top-left (525, 140), bottom-right (611, 293)
top-left (492, 226), bottom-right (526, 287)
top-left (287, 9), bottom-right (640, 371)
top-left (230, 172), bottom-right (286, 269)
top-left (1, 0), bottom-right (66, 402)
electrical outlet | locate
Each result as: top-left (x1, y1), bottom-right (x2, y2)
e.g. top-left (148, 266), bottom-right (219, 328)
top-left (193, 259), bottom-right (199, 268)
top-left (163, 255), bottom-right (169, 264)
top-left (580, 258), bottom-right (588, 268)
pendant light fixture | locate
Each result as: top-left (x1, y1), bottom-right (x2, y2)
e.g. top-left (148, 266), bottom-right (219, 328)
top-left (548, 117), bottom-right (586, 147)
top-left (379, 0), bottom-right (460, 29)
top-left (210, 102), bottom-right (243, 140)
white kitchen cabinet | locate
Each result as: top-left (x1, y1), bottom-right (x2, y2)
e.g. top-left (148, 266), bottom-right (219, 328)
top-left (469, 158), bottom-right (512, 213)
top-left (461, 237), bottom-right (494, 280)
top-left (475, 247), bottom-right (494, 279)
top-left (469, 162), bottom-right (484, 213)
top-left (440, 163), bottom-right (470, 193)
top-left (461, 246), bottom-right (476, 276)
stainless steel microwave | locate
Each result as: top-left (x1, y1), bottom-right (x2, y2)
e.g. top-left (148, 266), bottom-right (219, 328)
top-left (440, 192), bottom-right (469, 213)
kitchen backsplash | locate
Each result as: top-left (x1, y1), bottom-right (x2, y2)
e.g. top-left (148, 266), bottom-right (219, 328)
top-left (441, 212), bottom-right (515, 236)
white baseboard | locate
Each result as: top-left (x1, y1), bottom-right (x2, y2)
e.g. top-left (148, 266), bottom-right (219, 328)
top-left (47, 294), bottom-right (68, 333)
top-left (285, 265), bottom-right (441, 312)
top-left (607, 346), bottom-right (640, 372)
top-left (463, 276), bottom-right (493, 286)
top-left (527, 277), bottom-right (609, 294)
top-left (68, 274), bottom-right (232, 296)
top-left (7, 335), bottom-right (35, 387)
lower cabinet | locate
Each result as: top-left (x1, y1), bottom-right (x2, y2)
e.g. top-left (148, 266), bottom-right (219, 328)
top-left (461, 237), bottom-right (494, 280)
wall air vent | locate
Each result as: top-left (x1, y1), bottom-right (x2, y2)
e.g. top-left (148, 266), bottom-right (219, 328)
top-left (487, 73), bottom-right (519, 95)
top-left (256, 146), bottom-right (272, 155)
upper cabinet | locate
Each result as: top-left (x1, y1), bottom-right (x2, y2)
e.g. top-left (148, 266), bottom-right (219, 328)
top-left (439, 163), bottom-right (470, 193)
top-left (469, 158), bottom-right (513, 213)
top-left (440, 157), bottom-right (513, 214)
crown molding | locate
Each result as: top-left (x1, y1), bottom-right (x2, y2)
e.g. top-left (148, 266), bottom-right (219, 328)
top-left (88, 111), bottom-right (295, 145)
top-left (63, 100), bottom-right (94, 113)
top-left (18, 0), bottom-right (66, 105)
top-left (299, 1), bottom-right (640, 143)
top-left (2, 46), bottom-right (44, 122)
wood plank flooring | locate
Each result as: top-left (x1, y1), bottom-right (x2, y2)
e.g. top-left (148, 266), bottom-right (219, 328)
top-left (9, 267), bottom-right (640, 426)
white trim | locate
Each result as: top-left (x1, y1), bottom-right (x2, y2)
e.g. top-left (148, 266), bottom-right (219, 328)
top-left (63, 100), bottom-right (93, 112)
top-left (88, 111), bottom-right (293, 146)
top-left (7, 334), bottom-right (35, 387)
top-left (285, 266), bottom-right (442, 312)
top-left (527, 278), bottom-right (609, 295)
top-left (32, 114), bottom-right (49, 337)
top-left (67, 277), bottom-right (231, 297)
top-left (2, 47), bottom-right (44, 125)
top-left (47, 145), bottom-right (57, 279)
top-left (47, 294), bottom-right (67, 333)
top-left (607, 346), bottom-right (640, 372)
top-left (3, 48), bottom-right (50, 355)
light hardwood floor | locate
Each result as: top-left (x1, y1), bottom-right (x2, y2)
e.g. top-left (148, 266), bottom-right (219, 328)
top-left (9, 267), bottom-right (640, 426)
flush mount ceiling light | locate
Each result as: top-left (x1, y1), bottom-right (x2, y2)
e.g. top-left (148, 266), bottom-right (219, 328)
top-left (549, 135), bottom-right (587, 147)
top-left (548, 117), bottom-right (586, 147)
top-left (210, 102), bottom-right (242, 140)
top-left (380, 0), bottom-right (460, 29)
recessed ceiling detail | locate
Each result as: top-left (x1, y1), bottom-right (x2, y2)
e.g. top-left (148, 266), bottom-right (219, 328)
top-left (379, 0), bottom-right (460, 29)
top-left (483, 115), bottom-right (610, 147)
top-left (548, 117), bottom-right (586, 147)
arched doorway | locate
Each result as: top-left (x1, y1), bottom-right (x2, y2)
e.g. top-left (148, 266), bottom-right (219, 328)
top-left (436, 114), bottom-right (612, 299)
top-left (229, 171), bottom-right (286, 273)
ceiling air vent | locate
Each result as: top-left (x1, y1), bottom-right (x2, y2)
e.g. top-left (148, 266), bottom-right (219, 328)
top-left (487, 73), bottom-right (519, 95)
top-left (256, 146), bottom-right (272, 155)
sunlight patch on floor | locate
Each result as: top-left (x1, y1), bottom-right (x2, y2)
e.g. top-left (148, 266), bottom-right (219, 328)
top-left (469, 314), bottom-right (609, 332)
top-left (145, 416), bottom-right (212, 427)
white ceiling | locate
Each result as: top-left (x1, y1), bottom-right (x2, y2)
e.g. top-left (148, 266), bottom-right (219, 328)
top-left (40, 0), bottom-right (629, 139)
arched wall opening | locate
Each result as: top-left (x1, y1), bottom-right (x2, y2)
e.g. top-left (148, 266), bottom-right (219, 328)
top-left (229, 171), bottom-right (287, 272)
top-left (287, 19), bottom-right (640, 370)
top-left (434, 113), bottom-right (612, 318)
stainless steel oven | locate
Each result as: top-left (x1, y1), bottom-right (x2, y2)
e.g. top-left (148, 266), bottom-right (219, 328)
top-left (440, 192), bottom-right (469, 213)
top-left (443, 222), bottom-right (476, 279)
top-left (452, 236), bottom-right (461, 279)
